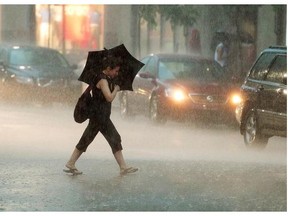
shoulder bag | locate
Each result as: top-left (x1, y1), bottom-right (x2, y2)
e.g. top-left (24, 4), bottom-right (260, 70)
top-left (73, 85), bottom-right (92, 123)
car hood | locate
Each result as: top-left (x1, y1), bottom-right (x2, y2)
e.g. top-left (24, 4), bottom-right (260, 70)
top-left (9, 65), bottom-right (75, 79)
top-left (163, 79), bottom-right (234, 95)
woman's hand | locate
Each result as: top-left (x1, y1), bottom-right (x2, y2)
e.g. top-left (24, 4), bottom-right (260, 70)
top-left (115, 85), bottom-right (120, 92)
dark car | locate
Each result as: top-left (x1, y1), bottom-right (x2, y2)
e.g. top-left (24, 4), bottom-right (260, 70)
top-left (0, 44), bottom-right (81, 104)
top-left (235, 46), bottom-right (287, 148)
top-left (119, 53), bottom-right (241, 124)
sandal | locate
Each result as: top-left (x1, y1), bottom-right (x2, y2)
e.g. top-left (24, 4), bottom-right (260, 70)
top-left (63, 164), bottom-right (83, 175)
top-left (63, 168), bottom-right (83, 175)
top-left (120, 167), bottom-right (138, 175)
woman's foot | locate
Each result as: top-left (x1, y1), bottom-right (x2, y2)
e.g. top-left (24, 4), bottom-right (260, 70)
top-left (120, 167), bottom-right (138, 175)
top-left (64, 163), bottom-right (83, 175)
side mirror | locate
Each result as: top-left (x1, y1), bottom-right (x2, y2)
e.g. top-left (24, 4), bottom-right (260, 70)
top-left (283, 75), bottom-right (287, 85)
top-left (139, 72), bottom-right (155, 79)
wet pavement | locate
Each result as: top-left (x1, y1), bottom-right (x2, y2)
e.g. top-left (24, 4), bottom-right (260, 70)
top-left (0, 102), bottom-right (286, 212)
top-left (1, 158), bottom-right (286, 211)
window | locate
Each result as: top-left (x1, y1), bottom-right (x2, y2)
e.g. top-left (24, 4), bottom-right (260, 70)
top-left (138, 57), bottom-right (151, 74)
top-left (9, 49), bottom-right (69, 68)
top-left (158, 58), bottom-right (224, 82)
top-left (266, 55), bottom-right (287, 84)
top-left (139, 56), bottom-right (157, 77)
top-left (249, 53), bottom-right (276, 80)
top-left (158, 61), bottom-right (175, 80)
top-left (146, 57), bottom-right (157, 77)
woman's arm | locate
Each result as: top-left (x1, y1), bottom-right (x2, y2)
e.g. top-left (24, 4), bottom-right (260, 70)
top-left (97, 79), bottom-right (120, 102)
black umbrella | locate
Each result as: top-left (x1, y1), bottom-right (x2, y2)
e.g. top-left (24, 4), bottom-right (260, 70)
top-left (78, 48), bottom-right (108, 84)
top-left (105, 44), bottom-right (144, 91)
top-left (78, 44), bottom-right (144, 91)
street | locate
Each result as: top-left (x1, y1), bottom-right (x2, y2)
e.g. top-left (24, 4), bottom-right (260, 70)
top-left (0, 101), bottom-right (286, 212)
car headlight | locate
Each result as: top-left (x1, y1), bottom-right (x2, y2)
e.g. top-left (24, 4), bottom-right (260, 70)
top-left (230, 93), bottom-right (242, 105)
top-left (165, 88), bottom-right (187, 102)
top-left (14, 76), bottom-right (34, 85)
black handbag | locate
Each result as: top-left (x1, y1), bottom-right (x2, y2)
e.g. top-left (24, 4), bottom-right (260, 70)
top-left (73, 85), bottom-right (92, 123)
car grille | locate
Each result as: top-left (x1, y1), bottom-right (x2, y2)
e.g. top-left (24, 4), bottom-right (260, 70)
top-left (189, 94), bottom-right (227, 105)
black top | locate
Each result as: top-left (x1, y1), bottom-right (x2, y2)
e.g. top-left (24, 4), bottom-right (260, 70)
top-left (89, 72), bottom-right (115, 123)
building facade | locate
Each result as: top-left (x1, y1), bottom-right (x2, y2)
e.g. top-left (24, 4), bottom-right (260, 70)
top-left (0, 4), bottom-right (286, 76)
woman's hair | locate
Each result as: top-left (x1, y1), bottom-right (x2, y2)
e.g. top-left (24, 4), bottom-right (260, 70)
top-left (102, 55), bottom-right (122, 70)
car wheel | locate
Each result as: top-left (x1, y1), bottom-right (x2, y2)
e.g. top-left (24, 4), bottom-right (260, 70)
top-left (243, 110), bottom-right (268, 149)
top-left (119, 91), bottom-right (131, 119)
top-left (149, 96), bottom-right (167, 124)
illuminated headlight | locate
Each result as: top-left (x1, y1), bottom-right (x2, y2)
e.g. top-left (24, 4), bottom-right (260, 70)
top-left (230, 94), bottom-right (242, 105)
top-left (15, 76), bottom-right (34, 85)
top-left (165, 88), bottom-right (187, 102)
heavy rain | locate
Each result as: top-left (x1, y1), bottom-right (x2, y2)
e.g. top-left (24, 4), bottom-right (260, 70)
top-left (0, 3), bottom-right (287, 213)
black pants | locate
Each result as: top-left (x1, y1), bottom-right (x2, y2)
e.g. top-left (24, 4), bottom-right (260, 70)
top-left (76, 118), bottom-right (122, 154)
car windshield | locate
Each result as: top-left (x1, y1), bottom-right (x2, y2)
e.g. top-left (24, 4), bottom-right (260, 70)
top-left (158, 58), bottom-right (225, 82)
top-left (9, 48), bottom-right (69, 67)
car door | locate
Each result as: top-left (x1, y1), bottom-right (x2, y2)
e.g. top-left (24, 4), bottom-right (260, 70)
top-left (132, 56), bottom-right (157, 113)
top-left (247, 52), bottom-right (277, 128)
top-left (264, 55), bottom-right (287, 131)
top-left (244, 52), bottom-right (276, 104)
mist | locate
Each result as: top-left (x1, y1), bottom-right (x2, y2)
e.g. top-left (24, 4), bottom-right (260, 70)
top-left (0, 4), bottom-right (286, 211)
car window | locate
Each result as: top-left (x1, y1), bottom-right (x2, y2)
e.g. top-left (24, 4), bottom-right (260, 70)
top-left (146, 57), bottom-right (157, 77)
top-left (265, 55), bottom-right (287, 84)
top-left (158, 62), bottom-right (175, 80)
top-left (158, 58), bottom-right (224, 82)
top-left (139, 56), bottom-right (157, 77)
top-left (9, 49), bottom-right (69, 68)
top-left (138, 56), bottom-right (150, 74)
top-left (249, 52), bottom-right (276, 80)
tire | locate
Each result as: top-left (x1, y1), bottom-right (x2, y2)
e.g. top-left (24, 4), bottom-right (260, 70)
top-left (119, 91), bottom-right (131, 119)
top-left (149, 96), bottom-right (167, 124)
top-left (243, 110), bottom-right (268, 149)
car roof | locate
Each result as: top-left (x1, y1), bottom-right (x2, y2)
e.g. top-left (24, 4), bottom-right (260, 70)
top-left (263, 46), bottom-right (287, 54)
top-left (0, 44), bottom-right (58, 52)
top-left (147, 53), bottom-right (213, 62)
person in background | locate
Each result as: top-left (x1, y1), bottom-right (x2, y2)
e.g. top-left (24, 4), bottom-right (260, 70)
top-left (188, 28), bottom-right (201, 54)
top-left (214, 39), bottom-right (229, 69)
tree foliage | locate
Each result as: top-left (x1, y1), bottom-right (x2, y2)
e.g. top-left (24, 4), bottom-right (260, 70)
top-left (138, 5), bottom-right (158, 27)
top-left (159, 5), bottom-right (198, 28)
top-left (139, 5), bottom-right (199, 28)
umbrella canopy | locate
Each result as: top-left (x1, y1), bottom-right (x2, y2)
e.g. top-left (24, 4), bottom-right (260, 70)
top-left (105, 44), bottom-right (144, 91)
top-left (78, 44), bottom-right (144, 91)
top-left (78, 48), bottom-right (108, 84)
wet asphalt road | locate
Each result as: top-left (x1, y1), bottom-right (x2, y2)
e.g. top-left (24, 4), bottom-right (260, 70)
top-left (0, 101), bottom-right (286, 212)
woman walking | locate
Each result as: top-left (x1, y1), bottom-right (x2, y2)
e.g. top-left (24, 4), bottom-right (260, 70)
top-left (64, 55), bottom-right (138, 175)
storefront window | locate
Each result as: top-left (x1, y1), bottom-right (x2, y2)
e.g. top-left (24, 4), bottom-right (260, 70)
top-left (35, 4), bottom-right (103, 53)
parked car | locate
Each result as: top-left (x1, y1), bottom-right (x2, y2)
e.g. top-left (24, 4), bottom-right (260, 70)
top-left (119, 53), bottom-right (242, 124)
top-left (74, 59), bottom-right (86, 78)
top-left (0, 44), bottom-right (82, 104)
top-left (74, 58), bottom-right (89, 92)
top-left (235, 46), bottom-right (287, 148)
